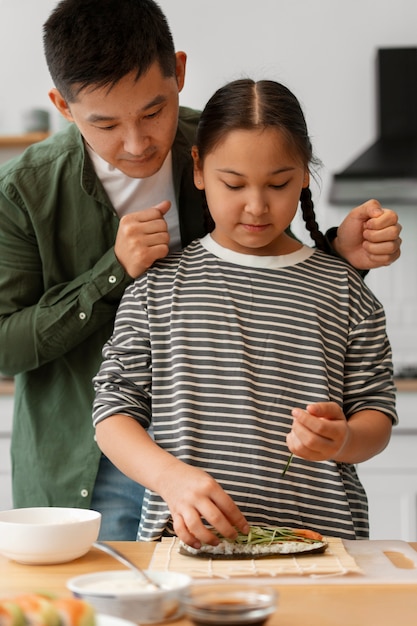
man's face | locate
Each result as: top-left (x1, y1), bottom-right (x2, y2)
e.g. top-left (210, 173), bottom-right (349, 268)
top-left (49, 54), bottom-right (186, 178)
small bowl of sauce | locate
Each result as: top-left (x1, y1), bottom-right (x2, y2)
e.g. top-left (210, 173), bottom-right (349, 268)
top-left (183, 581), bottom-right (278, 625)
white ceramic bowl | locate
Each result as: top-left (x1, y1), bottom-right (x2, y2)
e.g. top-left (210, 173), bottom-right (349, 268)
top-left (0, 507), bottom-right (101, 564)
top-left (67, 570), bottom-right (192, 624)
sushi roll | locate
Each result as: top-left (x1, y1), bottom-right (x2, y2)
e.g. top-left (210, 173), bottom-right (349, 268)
top-left (6, 595), bottom-right (60, 626)
top-left (0, 596), bottom-right (95, 626)
top-left (0, 600), bottom-right (25, 626)
top-left (51, 598), bottom-right (95, 626)
top-left (179, 525), bottom-right (328, 558)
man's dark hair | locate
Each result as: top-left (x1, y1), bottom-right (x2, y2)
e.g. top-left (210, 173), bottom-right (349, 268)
top-left (43, 0), bottom-right (176, 102)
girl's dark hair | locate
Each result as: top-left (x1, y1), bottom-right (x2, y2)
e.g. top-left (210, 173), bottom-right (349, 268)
top-left (196, 79), bottom-right (326, 251)
top-left (43, 0), bottom-right (176, 102)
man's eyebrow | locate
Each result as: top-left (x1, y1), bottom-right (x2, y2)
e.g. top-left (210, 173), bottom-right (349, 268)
top-left (86, 95), bottom-right (167, 123)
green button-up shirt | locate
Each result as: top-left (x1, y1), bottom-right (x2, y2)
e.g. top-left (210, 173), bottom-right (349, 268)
top-left (0, 108), bottom-right (205, 508)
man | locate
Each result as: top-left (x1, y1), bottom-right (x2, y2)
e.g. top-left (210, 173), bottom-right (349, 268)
top-left (0, 0), bottom-right (401, 540)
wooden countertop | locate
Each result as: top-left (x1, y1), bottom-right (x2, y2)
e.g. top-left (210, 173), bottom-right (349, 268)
top-left (0, 132), bottom-right (50, 147)
top-left (0, 378), bottom-right (14, 395)
top-left (2, 378), bottom-right (417, 395)
top-left (395, 378), bottom-right (417, 392)
top-left (1, 541), bottom-right (417, 626)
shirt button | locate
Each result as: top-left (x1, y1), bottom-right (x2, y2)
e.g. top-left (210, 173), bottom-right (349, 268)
top-left (108, 275), bottom-right (117, 284)
top-left (80, 489), bottom-right (89, 498)
top-left (79, 312), bottom-right (86, 320)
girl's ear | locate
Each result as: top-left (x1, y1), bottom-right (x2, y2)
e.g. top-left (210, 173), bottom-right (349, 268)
top-left (303, 170), bottom-right (310, 188)
top-left (191, 146), bottom-right (205, 189)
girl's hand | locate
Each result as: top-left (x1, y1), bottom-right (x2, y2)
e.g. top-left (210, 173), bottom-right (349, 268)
top-left (157, 461), bottom-right (249, 549)
top-left (286, 402), bottom-right (350, 462)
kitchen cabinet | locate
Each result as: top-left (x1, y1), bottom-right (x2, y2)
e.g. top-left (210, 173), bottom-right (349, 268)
top-left (357, 387), bottom-right (417, 541)
top-left (0, 386), bottom-right (13, 511)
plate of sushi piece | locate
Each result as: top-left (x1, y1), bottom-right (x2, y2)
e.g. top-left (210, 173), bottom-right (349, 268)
top-left (0, 593), bottom-right (136, 626)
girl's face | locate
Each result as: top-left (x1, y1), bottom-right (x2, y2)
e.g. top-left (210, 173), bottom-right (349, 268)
top-left (193, 127), bottom-right (309, 256)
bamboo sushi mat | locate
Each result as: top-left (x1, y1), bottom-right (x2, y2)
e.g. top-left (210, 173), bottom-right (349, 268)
top-left (149, 536), bottom-right (363, 579)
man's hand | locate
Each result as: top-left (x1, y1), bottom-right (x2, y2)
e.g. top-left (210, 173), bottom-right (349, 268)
top-left (114, 200), bottom-right (171, 278)
top-left (332, 199), bottom-right (402, 270)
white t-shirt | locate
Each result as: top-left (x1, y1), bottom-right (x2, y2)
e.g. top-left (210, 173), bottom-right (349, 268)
top-left (87, 147), bottom-right (182, 252)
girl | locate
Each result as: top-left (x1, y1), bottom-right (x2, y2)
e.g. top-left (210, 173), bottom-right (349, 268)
top-left (93, 79), bottom-right (396, 547)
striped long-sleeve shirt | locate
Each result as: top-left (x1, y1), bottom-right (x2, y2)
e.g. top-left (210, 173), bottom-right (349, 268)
top-left (93, 235), bottom-right (397, 540)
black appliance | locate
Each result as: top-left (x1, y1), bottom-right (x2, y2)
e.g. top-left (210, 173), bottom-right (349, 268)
top-left (329, 47), bottom-right (417, 205)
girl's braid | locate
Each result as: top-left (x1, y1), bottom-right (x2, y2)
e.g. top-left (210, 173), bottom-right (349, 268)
top-left (300, 187), bottom-right (327, 252)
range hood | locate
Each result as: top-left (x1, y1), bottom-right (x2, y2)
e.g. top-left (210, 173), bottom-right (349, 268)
top-left (329, 47), bottom-right (417, 205)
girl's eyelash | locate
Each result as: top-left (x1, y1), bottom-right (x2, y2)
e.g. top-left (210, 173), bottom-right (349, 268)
top-left (224, 182), bottom-right (289, 190)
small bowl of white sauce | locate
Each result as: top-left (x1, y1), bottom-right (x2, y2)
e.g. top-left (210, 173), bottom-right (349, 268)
top-left (67, 570), bottom-right (191, 624)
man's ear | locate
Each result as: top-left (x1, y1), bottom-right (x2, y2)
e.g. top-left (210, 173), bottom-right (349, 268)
top-left (48, 88), bottom-right (74, 123)
top-left (191, 146), bottom-right (204, 189)
top-left (175, 51), bottom-right (187, 93)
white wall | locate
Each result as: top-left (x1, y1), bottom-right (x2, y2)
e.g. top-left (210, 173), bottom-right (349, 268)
top-left (1, 0), bottom-right (416, 368)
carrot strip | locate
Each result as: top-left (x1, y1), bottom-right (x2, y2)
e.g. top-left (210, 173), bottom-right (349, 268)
top-left (292, 528), bottom-right (324, 541)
